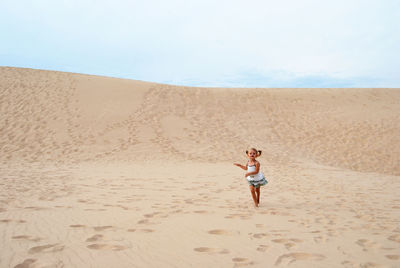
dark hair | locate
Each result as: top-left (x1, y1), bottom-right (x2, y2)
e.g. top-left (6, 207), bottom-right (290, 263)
top-left (246, 148), bottom-right (262, 157)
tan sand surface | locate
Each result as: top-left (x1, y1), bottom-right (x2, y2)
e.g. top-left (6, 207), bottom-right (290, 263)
top-left (1, 67), bottom-right (399, 267)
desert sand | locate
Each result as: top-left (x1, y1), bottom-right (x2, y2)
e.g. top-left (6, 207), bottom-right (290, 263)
top-left (0, 66), bottom-right (399, 267)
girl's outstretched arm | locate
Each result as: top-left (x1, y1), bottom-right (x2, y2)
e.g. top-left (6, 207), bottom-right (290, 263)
top-left (234, 163), bottom-right (247, 170)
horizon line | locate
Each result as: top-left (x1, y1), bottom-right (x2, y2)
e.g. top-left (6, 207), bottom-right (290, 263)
top-left (1, 65), bottom-right (398, 90)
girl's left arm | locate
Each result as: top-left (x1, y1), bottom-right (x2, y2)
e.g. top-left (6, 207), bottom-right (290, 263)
top-left (234, 163), bottom-right (247, 170)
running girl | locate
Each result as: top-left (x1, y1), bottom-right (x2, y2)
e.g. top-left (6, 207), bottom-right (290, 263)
top-left (234, 148), bottom-right (268, 207)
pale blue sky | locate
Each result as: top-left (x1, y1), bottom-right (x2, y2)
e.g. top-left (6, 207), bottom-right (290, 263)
top-left (1, 0), bottom-right (399, 87)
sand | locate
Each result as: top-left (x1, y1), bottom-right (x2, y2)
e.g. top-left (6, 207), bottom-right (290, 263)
top-left (0, 66), bottom-right (399, 267)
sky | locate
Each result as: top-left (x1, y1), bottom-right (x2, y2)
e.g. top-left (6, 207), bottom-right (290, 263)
top-left (1, 0), bottom-right (399, 87)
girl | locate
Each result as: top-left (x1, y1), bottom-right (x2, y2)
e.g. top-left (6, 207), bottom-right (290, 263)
top-left (234, 148), bottom-right (268, 207)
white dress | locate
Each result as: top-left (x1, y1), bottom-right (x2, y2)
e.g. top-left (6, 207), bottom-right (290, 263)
top-left (246, 164), bottom-right (268, 187)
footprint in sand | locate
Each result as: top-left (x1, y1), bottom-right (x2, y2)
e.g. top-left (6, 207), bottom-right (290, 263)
top-left (93, 225), bottom-right (113, 231)
top-left (386, 255), bottom-right (400, 260)
top-left (138, 229), bottom-right (155, 233)
top-left (256, 245), bottom-right (269, 252)
top-left (193, 210), bottom-right (208, 214)
top-left (250, 233), bottom-right (269, 239)
top-left (14, 258), bottom-right (37, 268)
top-left (342, 260), bottom-right (381, 267)
top-left (232, 257), bottom-right (254, 267)
top-left (86, 234), bottom-right (103, 242)
top-left (313, 235), bottom-right (329, 243)
top-left (28, 244), bottom-right (64, 254)
top-left (388, 234), bottom-right (400, 243)
top-left (225, 214), bottom-right (251, 220)
top-left (70, 224), bottom-right (86, 228)
top-left (272, 238), bottom-right (303, 250)
top-left (208, 229), bottom-right (238, 235)
top-left (275, 252), bottom-right (325, 265)
top-left (12, 235), bottom-right (41, 242)
top-left (356, 239), bottom-right (380, 251)
top-left (144, 212), bottom-right (164, 218)
top-left (193, 247), bottom-right (229, 254)
top-left (87, 244), bottom-right (129, 251)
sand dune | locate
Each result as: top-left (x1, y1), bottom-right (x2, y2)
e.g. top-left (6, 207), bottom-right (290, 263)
top-left (1, 67), bottom-right (399, 174)
top-left (1, 67), bottom-right (399, 267)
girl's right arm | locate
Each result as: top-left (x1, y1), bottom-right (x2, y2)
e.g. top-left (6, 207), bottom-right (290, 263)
top-left (234, 163), bottom-right (247, 170)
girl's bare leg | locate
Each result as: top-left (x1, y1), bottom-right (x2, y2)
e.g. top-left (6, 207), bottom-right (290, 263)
top-left (255, 187), bottom-right (260, 205)
top-left (249, 186), bottom-right (258, 207)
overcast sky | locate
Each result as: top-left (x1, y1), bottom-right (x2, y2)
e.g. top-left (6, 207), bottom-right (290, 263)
top-left (1, 0), bottom-right (399, 87)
